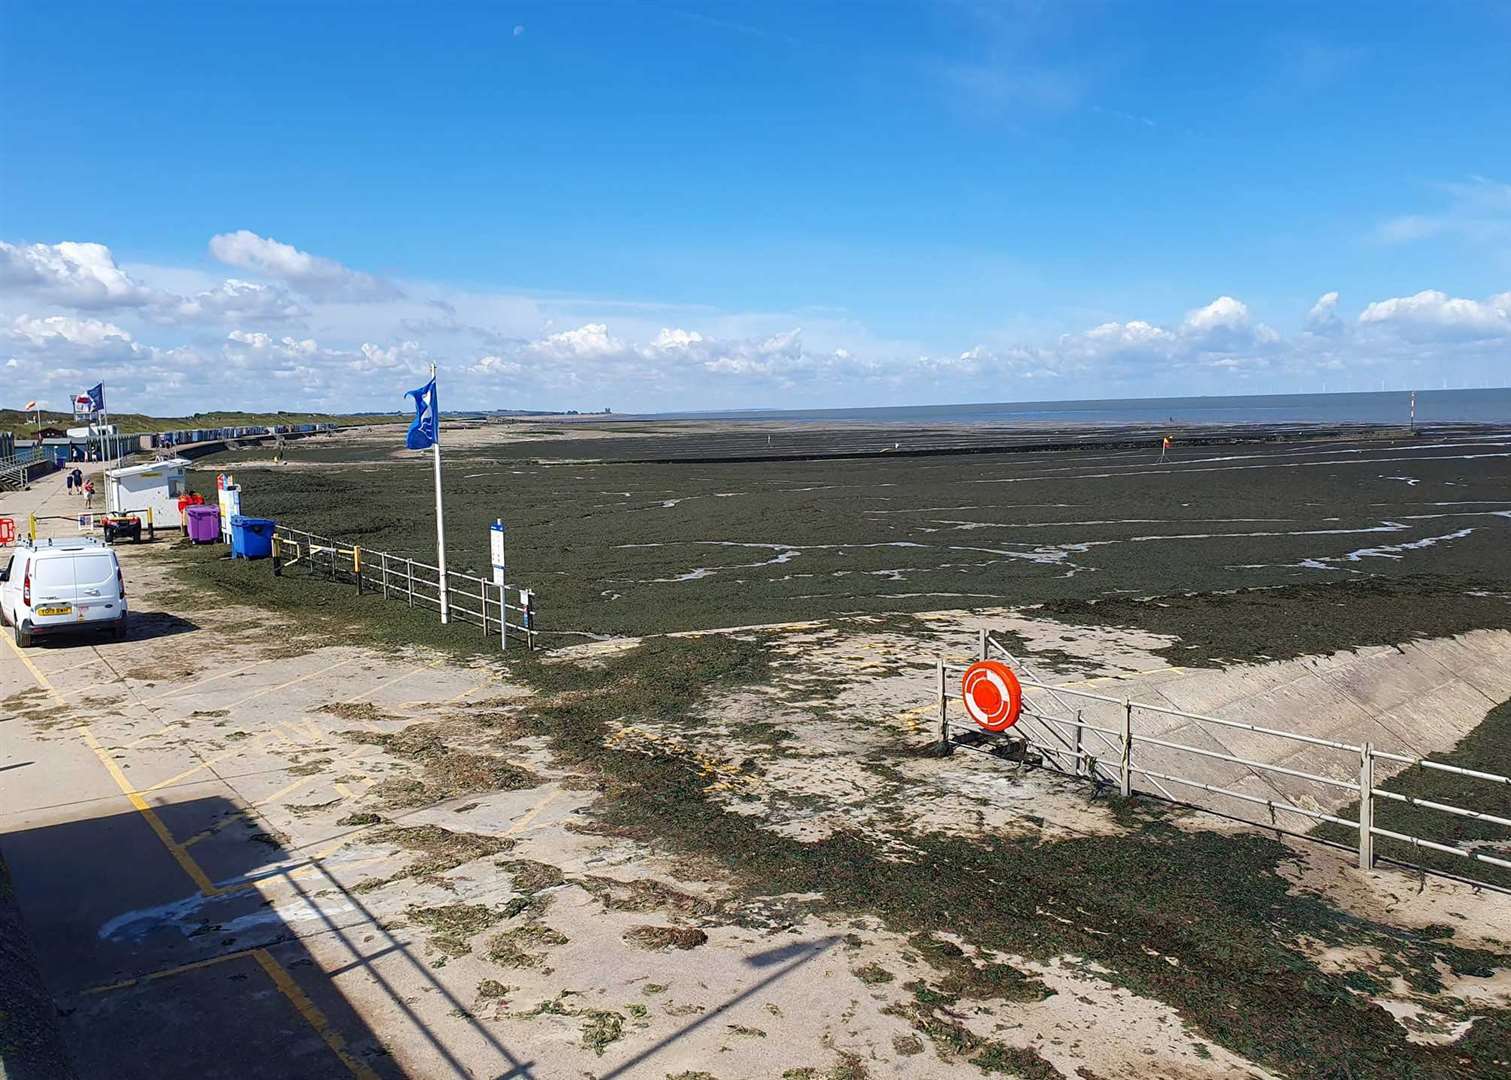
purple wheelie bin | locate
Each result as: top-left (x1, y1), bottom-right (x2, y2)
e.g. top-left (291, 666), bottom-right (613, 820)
top-left (185, 504), bottom-right (222, 544)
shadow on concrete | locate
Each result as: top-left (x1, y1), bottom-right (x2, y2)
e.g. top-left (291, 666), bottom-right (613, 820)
top-left (597, 934), bottom-right (843, 1080)
top-left (19, 611), bottom-right (198, 651)
top-left (0, 795), bottom-right (537, 1079)
top-left (121, 611), bottom-right (199, 643)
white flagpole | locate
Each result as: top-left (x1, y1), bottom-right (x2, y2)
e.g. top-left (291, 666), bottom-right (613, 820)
top-left (431, 362), bottom-right (450, 624)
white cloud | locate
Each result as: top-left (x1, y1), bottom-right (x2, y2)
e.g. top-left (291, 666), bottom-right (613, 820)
top-left (208, 230), bottom-right (402, 301)
top-left (5, 228), bottom-right (1510, 413)
top-left (352, 340), bottom-right (427, 374)
top-left (1375, 176), bottom-right (1511, 251)
top-left (529, 323), bottom-right (625, 359)
top-left (7, 314), bottom-right (134, 348)
top-left (0, 240), bottom-right (159, 308)
top-left (472, 354), bottom-right (523, 376)
top-left (158, 278), bottom-right (308, 324)
top-left (1357, 289), bottom-right (1511, 341)
top-left (1306, 291), bottom-right (1342, 334)
top-left (652, 327), bottom-right (705, 349)
top-left (1183, 296), bottom-right (1250, 333)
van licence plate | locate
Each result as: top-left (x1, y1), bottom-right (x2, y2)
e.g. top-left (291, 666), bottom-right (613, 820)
top-left (36, 605), bottom-right (72, 617)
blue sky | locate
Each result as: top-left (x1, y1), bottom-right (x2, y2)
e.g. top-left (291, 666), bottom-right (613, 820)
top-left (2, 1), bottom-right (1510, 413)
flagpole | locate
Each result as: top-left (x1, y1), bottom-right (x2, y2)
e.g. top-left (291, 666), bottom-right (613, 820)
top-left (431, 362), bottom-right (450, 624)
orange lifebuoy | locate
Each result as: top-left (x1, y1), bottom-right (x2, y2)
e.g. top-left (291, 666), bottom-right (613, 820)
top-left (961, 660), bottom-right (1023, 732)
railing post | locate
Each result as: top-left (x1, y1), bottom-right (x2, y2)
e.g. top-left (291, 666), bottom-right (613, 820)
top-left (1119, 698), bottom-right (1133, 797)
top-left (272, 534), bottom-right (282, 577)
top-left (1358, 742), bottom-right (1375, 871)
top-left (937, 660), bottom-right (951, 755)
top-left (499, 582), bottom-right (508, 652)
top-left (978, 627), bottom-right (988, 660)
top-left (380, 551), bottom-right (389, 599)
top-left (406, 558), bottom-right (415, 607)
top-left (354, 545), bottom-right (363, 594)
top-left (1072, 708), bottom-right (1084, 777)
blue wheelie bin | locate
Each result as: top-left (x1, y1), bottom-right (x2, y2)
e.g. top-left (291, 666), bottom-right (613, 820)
top-left (229, 515), bottom-right (276, 559)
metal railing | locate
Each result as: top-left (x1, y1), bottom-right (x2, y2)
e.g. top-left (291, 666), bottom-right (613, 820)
top-left (933, 631), bottom-right (1511, 890)
top-left (269, 524), bottom-right (536, 650)
top-left (0, 448), bottom-right (47, 490)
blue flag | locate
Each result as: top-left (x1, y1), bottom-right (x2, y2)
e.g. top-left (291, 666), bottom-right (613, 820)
top-left (86, 383), bottom-right (105, 412)
top-left (405, 377), bottom-right (438, 450)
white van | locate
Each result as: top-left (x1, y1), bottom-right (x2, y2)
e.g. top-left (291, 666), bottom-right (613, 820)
top-left (0, 538), bottom-right (128, 647)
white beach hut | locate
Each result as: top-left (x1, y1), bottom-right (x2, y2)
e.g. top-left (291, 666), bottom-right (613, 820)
top-left (105, 458), bottom-right (193, 529)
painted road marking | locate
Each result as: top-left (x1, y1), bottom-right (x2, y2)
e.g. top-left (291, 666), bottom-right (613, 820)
top-left (0, 628), bottom-right (378, 1080)
top-left (504, 789), bottom-right (561, 837)
top-left (336, 660), bottom-right (442, 705)
top-left (221, 656), bottom-right (363, 709)
top-left (138, 657), bottom-right (276, 703)
top-left (141, 722), bottom-right (310, 793)
top-left (81, 945), bottom-right (256, 995)
top-left (253, 948), bottom-right (381, 1080)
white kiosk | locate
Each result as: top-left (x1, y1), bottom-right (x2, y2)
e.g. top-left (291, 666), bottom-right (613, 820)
top-left (105, 458), bottom-right (192, 530)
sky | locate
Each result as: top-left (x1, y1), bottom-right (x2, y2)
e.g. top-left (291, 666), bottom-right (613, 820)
top-left (2, 0), bottom-right (1510, 415)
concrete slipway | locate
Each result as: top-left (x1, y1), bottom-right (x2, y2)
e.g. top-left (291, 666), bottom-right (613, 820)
top-left (991, 613), bottom-right (1511, 823)
top-left (1, 467), bottom-right (1508, 1079)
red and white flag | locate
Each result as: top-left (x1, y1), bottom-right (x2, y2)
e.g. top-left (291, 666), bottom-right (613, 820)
top-left (23, 400), bottom-right (38, 411)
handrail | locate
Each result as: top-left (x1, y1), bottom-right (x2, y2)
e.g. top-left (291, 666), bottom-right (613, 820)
top-left (939, 629), bottom-right (1511, 893)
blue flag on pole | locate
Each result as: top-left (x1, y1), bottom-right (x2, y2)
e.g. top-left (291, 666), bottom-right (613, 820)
top-left (86, 383), bottom-right (105, 412)
top-left (405, 377), bottom-right (438, 450)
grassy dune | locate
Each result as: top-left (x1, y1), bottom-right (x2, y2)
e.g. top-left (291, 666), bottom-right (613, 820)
top-left (1, 408), bottom-right (400, 439)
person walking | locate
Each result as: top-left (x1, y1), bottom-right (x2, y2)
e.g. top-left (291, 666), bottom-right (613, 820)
top-left (71, 466), bottom-right (84, 494)
top-left (66, 469), bottom-right (77, 495)
top-left (83, 478), bottom-right (95, 510)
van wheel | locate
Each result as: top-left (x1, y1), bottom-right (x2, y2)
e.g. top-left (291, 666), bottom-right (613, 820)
top-left (15, 622), bottom-right (31, 648)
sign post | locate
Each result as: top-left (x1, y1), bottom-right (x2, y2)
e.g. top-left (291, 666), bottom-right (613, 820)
top-left (491, 519), bottom-right (507, 650)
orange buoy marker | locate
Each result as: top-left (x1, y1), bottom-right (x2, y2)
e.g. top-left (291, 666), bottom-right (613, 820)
top-left (961, 660), bottom-right (1023, 732)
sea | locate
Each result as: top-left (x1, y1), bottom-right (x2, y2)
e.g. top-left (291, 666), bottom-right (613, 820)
top-left (636, 387), bottom-right (1511, 427)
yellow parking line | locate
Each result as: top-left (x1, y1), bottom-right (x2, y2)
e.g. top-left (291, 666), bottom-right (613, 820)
top-left (1, 632), bottom-right (220, 895)
top-left (180, 773), bottom-right (317, 848)
top-left (253, 949), bottom-right (381, 1080)
top-left (81, 947), bottom-right (253, 995)
top-left (48, 677), bottom-right (126, 700)
top-left (221, 656), bottom-right (362, 709)
top-left (441, 678), bottom-right (499, 705)
top-left (78, 724), bottom-right (223, 894)
top-left (504, 788), bottom-right (560, 837)
top-left (138, 658), bottom-right (274, 703)
top-left (124, 718), bottom-right (192, 749)
top-left (142, 722), bottom-right (307, 793)
top-left (337, 660), bottom-right (440, 705)
top-left (2, 619), bottom-right (378, 1080)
